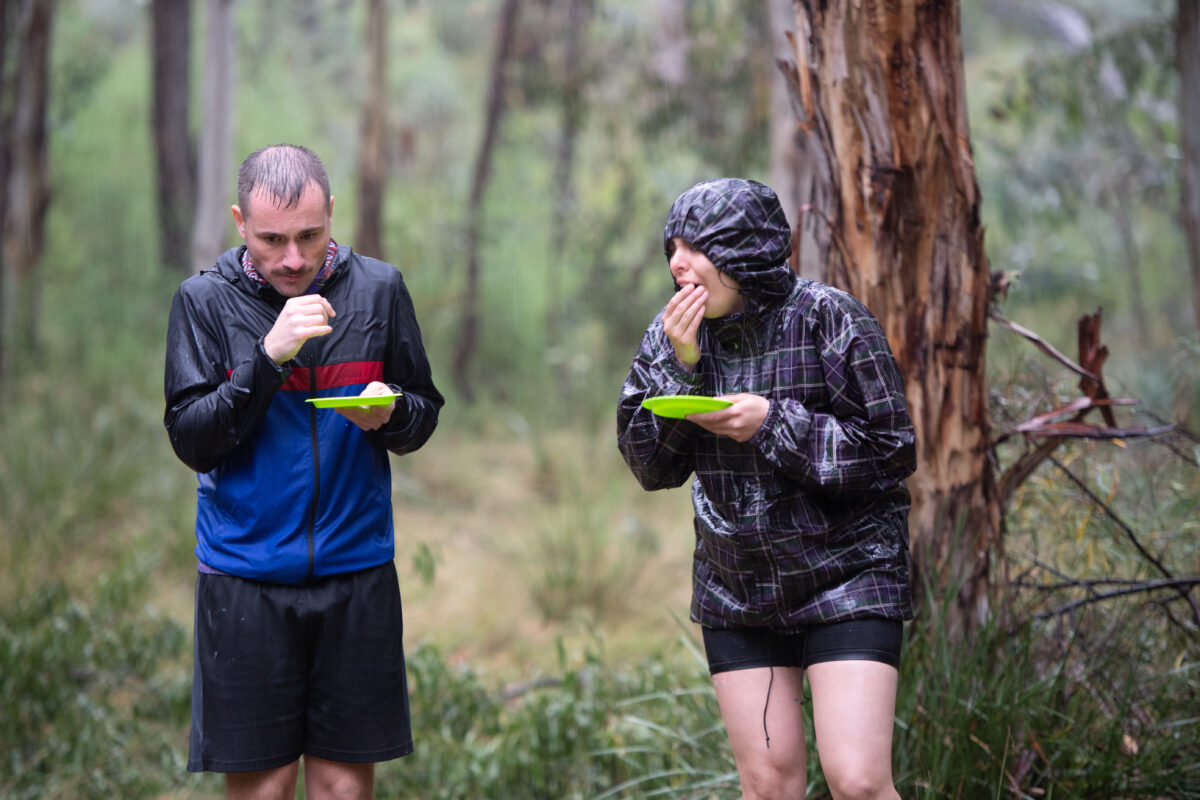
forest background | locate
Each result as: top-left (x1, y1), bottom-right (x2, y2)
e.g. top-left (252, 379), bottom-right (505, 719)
top-left (1, 0), bottom-right (1198, 798)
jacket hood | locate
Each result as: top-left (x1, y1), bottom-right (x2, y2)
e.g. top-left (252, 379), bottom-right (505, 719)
top-left (663, 178), bottom-right (796, 313)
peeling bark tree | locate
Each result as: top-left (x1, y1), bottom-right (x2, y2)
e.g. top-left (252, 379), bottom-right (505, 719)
top-left (2, 0), bottom-right (55, 372)
top-left (355, 0), bottom-right (387, 260)
top-left (768, 0), bottom-right (825, 279)
top-left (151, 0), bottom-right (195, 273)
top-left (781, 0), bottom-right (998, 630)
top-left (768, 0), bottom-right (802, 249)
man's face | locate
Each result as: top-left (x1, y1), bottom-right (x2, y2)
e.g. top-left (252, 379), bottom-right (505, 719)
top-left (232, 182), bottom-right (334, 298)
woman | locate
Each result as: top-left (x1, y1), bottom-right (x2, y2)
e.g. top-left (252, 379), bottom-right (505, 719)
top-left (617, 178), bottom-right (916, 799)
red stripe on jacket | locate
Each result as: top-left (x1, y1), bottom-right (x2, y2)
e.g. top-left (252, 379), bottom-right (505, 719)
top-left (226, 361), bottom-right (385, 392)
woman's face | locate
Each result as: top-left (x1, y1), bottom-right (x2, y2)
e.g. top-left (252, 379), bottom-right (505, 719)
top-left (668, 237), bottom-right (744, 318)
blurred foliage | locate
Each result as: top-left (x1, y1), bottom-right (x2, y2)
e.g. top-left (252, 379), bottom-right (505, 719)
top-left (524, 435), bottom-right (662, 623)
top-left (3, 0), bottom-right (1195, 421)
top-left (967, 0), bottom-right (1197, 424)
top-left (0, 574), bottom-right (188, 800)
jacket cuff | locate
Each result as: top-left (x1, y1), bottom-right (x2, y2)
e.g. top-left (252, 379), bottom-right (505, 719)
top-left (227, 340), bottom-right (290, 406)
top-left (748, 396), bottom-right (784, 450)
top-left (257, 339), bottom-right (292, 383)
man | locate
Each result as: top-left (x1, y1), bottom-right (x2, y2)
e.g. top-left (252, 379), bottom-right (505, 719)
top-left (164, 144), bottom-right (443, 799)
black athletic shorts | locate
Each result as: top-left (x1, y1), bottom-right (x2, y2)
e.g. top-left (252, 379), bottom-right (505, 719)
top-left (702, 618), bottom-right (903, 675)
top-left (187, 561), bottom-right (412, 773)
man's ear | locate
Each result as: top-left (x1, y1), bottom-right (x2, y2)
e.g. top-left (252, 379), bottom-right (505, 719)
top-left (231, 205), bottom-right (246, 239)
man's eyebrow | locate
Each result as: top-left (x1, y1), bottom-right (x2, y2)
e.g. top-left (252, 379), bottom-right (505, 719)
top-left (257, 226), bottom-right (325, 238)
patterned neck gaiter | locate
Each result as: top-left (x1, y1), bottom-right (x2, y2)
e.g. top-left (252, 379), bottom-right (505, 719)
top-left (241, 239), bottom-right (339, 295)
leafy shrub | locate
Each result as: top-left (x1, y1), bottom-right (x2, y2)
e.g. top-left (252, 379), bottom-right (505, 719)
top-left (0, 574), bottom-right (188, 800)
top-left (893, 589), bottom-right (1200, 798)
top-left (381, 641), bottom-right (737, 799)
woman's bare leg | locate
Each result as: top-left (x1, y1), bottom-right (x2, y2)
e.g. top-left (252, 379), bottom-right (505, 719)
top-left (807, 660), bottom-right (901, 800)
top-left (712, 666), bottom-right (808, 799)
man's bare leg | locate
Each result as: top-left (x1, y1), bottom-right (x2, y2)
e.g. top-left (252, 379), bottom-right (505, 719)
top-left (303, 755), bottom-right (375, 800)
top-left (225, 761), bottom-right (299, 800)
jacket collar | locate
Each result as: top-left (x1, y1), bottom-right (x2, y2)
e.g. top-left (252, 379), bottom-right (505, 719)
top-left (212, 243), bottom-right (353, 305)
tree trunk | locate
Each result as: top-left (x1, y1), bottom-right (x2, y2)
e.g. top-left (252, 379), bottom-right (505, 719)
top-left (546, 0), bottom-right (591, 347)
top-left (453, 0), bottom-right (521, 401)
top-left (782, 0), bottom-right (999, 632)
top-left (768, 0), bottom-right (800, 236)
top-left (0, 0), bottom-right (14, 383)
top-left (1179, 0), bottom-right (1200, 332)
top-left (354, 0), bottom-right (387, 260)
top-left (1109, 177), bottom-right (1148, 347)
top-left (649, 0), bottom-right (688, 88)
top-left (151, 0), bottom-right (195, 273)
top-left (2, 0), bottom-right (55, 374)
top-left (190, 0), bottom-right (235, 273)
top-left (768, 0), bottom-right (824, 278)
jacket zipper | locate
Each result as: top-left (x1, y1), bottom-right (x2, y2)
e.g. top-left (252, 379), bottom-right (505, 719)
top-left (306, 364), bottom-right (320, 580)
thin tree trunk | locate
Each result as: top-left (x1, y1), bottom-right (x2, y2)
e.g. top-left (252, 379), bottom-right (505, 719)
top-left (1110, 178), bottom-right (1148, 347)
top-left (151, 0), bottom-right (195, 273)
top-left (355, 0), bottom-right (387, 259)
top-left (1178, 0), bottom-right (1200, 332)
top-left (650, 0), bottom-right (688, 88)
top-left (3, 0), bottom-right (55, 372)
top-left (453, 0), bottom-right (521, 401)
top-left (783, 0), bottom-right (999, 632)
top-left (547, 0), bottom-right (591, 345)
top-left (0, 0), bottom-right (14, 383)
top-left (768, 0), bottom-right (800, 238)
top-left (190, 0), bottom-right (235, 273)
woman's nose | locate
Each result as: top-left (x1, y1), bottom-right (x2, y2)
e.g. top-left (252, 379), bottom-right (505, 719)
top-left (669, 252), bottom-right (687, 278)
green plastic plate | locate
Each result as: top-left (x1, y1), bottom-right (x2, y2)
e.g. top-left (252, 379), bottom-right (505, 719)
top-left (306, 392), bottom-right (403, 409)
top-left (641, 395), bottom-right (732, 419)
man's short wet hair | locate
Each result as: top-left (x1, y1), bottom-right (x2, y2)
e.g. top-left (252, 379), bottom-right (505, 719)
top-left (236, 144), bottom-right (331, 217)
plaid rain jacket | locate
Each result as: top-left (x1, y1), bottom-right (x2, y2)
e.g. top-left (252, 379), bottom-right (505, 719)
top-left (617, 179), bottom-right (917, 630)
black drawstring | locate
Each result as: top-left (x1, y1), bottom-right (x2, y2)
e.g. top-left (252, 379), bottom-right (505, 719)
top-left (762, 634), bottom-right (815, 750)
top-left (763, 665), bottom-right (774, 749)
top-left (763, 633), bottom-right (775, 749)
